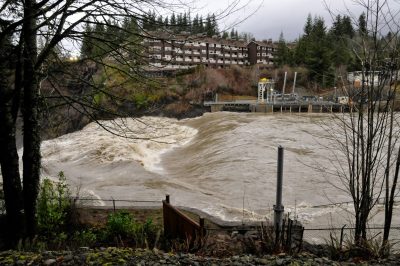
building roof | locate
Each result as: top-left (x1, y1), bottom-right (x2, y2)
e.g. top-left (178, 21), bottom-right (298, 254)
top-left (143, 31), bottom-right (263, 48)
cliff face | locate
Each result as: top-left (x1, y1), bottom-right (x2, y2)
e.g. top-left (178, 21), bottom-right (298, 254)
top-left (39, 63), bottom-right (261, 139)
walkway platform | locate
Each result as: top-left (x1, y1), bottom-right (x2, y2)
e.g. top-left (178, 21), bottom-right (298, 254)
top-left (204, 100), bottom-right (348, 113)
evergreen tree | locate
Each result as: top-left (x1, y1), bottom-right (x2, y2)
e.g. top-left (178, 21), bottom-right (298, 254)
top-left (164, 16), bottom-right (169, 30)
top-left (121, 17), bottom-right (131, 40)
top-left (342, 15), bottom-right (354, 38)
top-left (81, 23), bottom-right (94, 58)
top-left (205, 14), bottom-right (213, 37)
top-left (331, 15), bottom-right (343, 37)
top-left (142, 11), bottom-right (149, 30)
top-left (157, 15), bottom-right (163, 27)
top-left (105, 19), bottom-right (121, 50)
top-left (307, 17), bottom-right (334, 86)
top-left (222, 31), bottom-right (229, 39)
top-left (149, 11), bottom-right (156, 30)
top-left (177, 13), bottom-right (183, 32)
top-left (192, 14), bottom-right (199, 34)
top-left (304, 14), bottom-right (313, 36)
top-left (211, 13), bottom-right (218, 36)
top-left (230, 28), bottom-right (235, 39)
top-left (92, 23), bottom-right (106, 58)
top-left (125, 17), bottom-right (139, 42)
top-left (329, 15), bottom-right (354, 68)
top-left (182, 12), bottom-right (188, 32)
top-left (186, 12), bottom-right (192, 32)
top-left (275, 32), bottom-right (291, 67)
top-left (358, 12), bottom-right (367, 35)
top-left (170, 13), bottom-right (176, 32)
top-left (199, 16), bottom-right (205, 33)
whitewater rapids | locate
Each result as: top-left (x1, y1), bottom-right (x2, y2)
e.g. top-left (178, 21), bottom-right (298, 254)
top-left (6, 113), bottom-right (399, 228)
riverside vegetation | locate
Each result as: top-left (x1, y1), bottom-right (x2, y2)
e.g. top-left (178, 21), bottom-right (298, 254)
top-left (1, 175), bottom-right (400, 265)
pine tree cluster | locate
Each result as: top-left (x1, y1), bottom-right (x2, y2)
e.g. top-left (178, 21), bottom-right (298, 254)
top-left (274, 13), bottom-right (393, 87)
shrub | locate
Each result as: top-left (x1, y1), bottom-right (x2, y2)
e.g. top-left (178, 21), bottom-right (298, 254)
top-left (37, 172), bottom-right (71, 239)
top-left (106, 211), bottom-right (135, 238)
top-left (105, 211), bottom-right (160, 248)
top-left (73, 229), bottom-right (97, 247)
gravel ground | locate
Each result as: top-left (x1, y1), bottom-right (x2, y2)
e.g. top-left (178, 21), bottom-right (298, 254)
top-left (1, 247), bottom-right (399, 265)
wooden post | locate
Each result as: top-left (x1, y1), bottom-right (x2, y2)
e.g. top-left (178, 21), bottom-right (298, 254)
top-left (199, 217), bottom-right (205, 238)
top-left (166, 194), bottom-right (170, 204)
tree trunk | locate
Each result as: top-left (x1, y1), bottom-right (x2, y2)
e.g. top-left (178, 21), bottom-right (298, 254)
top-left (22, 0), bottom-right (41, 238)
top-left (0, 36), bottom-right (24, 246)
top-left (383, 145), bottom-right (400, 248)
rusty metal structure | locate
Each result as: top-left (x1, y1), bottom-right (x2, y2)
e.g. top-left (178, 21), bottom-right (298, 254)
top-left (162, 195), bottom-right (205, 246)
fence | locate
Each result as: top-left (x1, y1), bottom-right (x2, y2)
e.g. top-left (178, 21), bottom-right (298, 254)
top-left (72, 196), bottom-right (400, 251)
top-left (72, 197), bottom-right (162, 210)
top-left (303, 225), bottom-right (400, 250)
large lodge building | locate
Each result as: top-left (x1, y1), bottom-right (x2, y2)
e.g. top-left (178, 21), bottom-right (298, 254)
top-left (142, 33), bottom-right (277, 70)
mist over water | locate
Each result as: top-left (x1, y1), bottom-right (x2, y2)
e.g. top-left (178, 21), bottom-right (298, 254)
top-left (33, 113), bottom-right (399, 226)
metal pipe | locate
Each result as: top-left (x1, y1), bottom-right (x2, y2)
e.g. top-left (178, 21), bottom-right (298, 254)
top-left (274, 146), bottom-right (284, 231)
top-left (292, 72), bottom-right (297, 94)
top-left (282, 72), bottom-right (287, 96)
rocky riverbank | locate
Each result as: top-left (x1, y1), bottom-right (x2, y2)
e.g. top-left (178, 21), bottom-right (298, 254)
top-left (0, 248), bottom-right (399, 266)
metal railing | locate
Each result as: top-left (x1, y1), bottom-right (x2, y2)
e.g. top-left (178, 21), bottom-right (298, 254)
top-left (303, 225), bottom-right (400, 250)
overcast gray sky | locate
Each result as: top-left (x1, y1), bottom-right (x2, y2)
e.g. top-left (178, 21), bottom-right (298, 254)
top-left (194, 0), bottom-right (365, 41)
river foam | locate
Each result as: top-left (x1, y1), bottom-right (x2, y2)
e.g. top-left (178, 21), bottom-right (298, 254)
top-left (41, 117), bottom-right (197, 173)
top-left (39, 117), bottom-right (197, 200)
